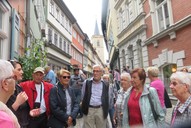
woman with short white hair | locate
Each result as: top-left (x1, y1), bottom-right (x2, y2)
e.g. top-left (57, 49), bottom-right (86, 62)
top-left (170, 72), bottom-right (191, 127)
top-left (113, 72), bottom-right (131, 128)
top-left (0, 59), bottom-right (20, 128)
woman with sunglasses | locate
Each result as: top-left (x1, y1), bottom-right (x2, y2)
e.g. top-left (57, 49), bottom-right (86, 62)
top-left (48, 69), bottom-right (79, 128)
top-left (6, 60), bottom-right (30, 128)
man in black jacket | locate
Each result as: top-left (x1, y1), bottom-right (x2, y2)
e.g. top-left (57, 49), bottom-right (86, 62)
top-left (81, 64), bottom-right (109, 128)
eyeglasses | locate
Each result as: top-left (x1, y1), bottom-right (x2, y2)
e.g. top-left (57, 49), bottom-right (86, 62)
top-left (93, 70), bottom-right (101, 73)
top-left (62, 76), bottom-right (70, 79)
top-left (6, 75), bottom-right (16, 80)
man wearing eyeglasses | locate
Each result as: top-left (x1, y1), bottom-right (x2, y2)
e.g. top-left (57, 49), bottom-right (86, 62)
top-left (69, 65), bottom-right (85, 118)
top-left (20, 67), bottom-right (53, 128)
top-left (81, 64), bottom-right (109, 128)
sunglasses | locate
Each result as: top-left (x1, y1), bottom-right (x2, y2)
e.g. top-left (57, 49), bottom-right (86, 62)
top-left (62, 76), bottom-right (71, 79)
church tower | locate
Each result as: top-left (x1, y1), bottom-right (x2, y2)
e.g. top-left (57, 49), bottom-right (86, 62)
top-left (91, 20), bottom-right (106, 63)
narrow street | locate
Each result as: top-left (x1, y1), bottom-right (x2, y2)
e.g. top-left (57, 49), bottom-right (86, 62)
top-left (74, 106), bottom-right (174, 128)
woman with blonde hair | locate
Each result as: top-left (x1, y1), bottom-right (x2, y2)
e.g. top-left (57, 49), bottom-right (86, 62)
top-left (147, 66), bottom-right (166, 114)
top-left (48, 69), bottom-right (79, 128)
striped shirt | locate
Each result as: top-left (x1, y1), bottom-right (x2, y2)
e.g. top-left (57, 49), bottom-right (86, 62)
top-left (115, 89), bottom-right (128, 127)
top-left (171, 96), bottom-right (191, 127)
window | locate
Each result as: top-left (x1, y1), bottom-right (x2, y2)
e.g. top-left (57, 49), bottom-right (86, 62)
top-left (67, 43), bottom-right (70, 54)
top-left (48, 28), bottom-right (52, 42)
top-left (122, 49), bottom-right (126, 67)
top-left (61, 13), bottom-right (64, 26)
top-left (118, 10), bottom-right (123, 32)
top-left (56, 7), bottom-right (59, 21)
top-left (50, 0), bottom-right (54, 15)
top-left (125, 2), bottom-right (130, 25)
top-left (155, 0), bottom-right (170, 32)
top-left (134, 0), bottom-right (140, 17)
top-left (66, 18), bottom-right (69, 31)
top-left (54, 33), bottom-right (58, 46)
top-left (59, 37), bottom-right (62, 49)
top-left (128, 45), bottom-right (134, 69)
top-left (122, 10), bottom-right (126, 29)
top-left (63, 40), bottom-right (66, 51)
top-left (137, 39), bottom-right (143, 67)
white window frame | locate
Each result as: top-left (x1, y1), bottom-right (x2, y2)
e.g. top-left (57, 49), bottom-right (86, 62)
top-left (50, 0), bottom-right (54, 15)
top-left (61, 13), bottom-right (64, 26)
top-left (152, 0), bottom-right (172, 33)
top-left (56, 7), bottom-right (59, 21)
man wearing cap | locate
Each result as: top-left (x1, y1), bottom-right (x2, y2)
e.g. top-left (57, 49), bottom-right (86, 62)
top-left (20, 67), bottom-right (53, 128)
top-left (69, 65), bottom-right (85, 118)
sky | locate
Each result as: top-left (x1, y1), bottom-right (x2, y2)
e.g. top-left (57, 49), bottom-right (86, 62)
top-left (64, 0), bottom-right (109, 62)
top-left (64, 0), bottom-right (102, 38)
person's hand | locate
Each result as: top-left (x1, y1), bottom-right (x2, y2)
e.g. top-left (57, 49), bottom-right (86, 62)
top-left (113, 118), bottom-right (117, 125)
top-left (16, 92), bottom-right (28, 105)
top-left (12, 92), bottom-right (28, 111)
top-left (120, 112), bottom-right (123, 118)
top-left (29, 108), bottom-right (41, 117)
top-left (67, 116), bottom-right (73, 126)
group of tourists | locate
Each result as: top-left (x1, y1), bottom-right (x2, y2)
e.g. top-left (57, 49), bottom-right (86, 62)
top-left (0, 59), bottom-right (191, 128)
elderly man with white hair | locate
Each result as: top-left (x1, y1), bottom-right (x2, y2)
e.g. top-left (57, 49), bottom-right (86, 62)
top-left (81, 64), bottom-right (109, 128)
top-left (0, 59), bottom-right (20, 128)
top-left (170, 71), bottom-right (191, 127)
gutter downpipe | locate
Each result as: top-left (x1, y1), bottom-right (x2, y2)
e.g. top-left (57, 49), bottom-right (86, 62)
top-left (26, 0), bottom-right (30, 55)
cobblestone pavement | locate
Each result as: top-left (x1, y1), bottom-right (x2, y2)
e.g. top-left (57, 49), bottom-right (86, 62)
top-left (74, 106), bottom-right (174, 128)
top-left (74, 117), bottom-right (83, 128)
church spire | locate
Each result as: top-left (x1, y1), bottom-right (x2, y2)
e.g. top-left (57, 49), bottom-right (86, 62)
top-left (94, 19), bottom-right (100, 35)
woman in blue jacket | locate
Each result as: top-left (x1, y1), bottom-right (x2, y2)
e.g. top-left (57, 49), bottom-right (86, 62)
top-left (122, 68), bottom-right (165, 128)
top-left (48, 69), bottom-right (79, 128)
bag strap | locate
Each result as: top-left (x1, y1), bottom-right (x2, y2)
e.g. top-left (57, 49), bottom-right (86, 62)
top-left (147, 87), bottom-right (158, 121)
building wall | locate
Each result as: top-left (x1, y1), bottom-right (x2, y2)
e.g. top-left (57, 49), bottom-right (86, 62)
top-left (171, 0), bottom-right (191, 22)
top-left (148, 24), bottom-right (191, 68)
top-left (45, 0), bottom-right (73, 72)
top-left (71, 28), bottom-right (84, 69)
top-left (47, 0), bottom-right (72, 42)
